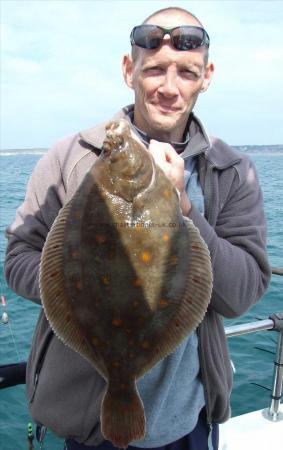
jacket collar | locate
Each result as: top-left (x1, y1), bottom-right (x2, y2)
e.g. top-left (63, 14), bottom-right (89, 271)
top-left (79, 107), bottom-right (133, 150)
top-left (79, 105), bottom-right (210, 154)
top-left (206, 136), bottom-right (242, 169)
top-left (79, 105), bottom-right (241, 169)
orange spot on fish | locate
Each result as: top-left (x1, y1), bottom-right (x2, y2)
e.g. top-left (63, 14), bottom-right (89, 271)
top-left (162, 233), bottom-right (169, 242)
top-left (112, 318), bottom-right (122, 327)
top-left (92, 337), bottom-right (99, 346)
top-left (65, 313), bottom-right (71, 323)
top-left (74, 211), bottom-right (82, 220)
top-left (163, 189), bottom-right (171, 199)
top-left (112, 361), bottom-right (120, 368)
top-left (141, 251), bottom-right (151, 263)
top-left (159, 298), bottom-right (169, 308)
top-left (192, 277), bottom-right (200, 284)
top-left (133, 278), bottom-right (143, 287)
top-left (141, 340), bottom-right (150, 349)
top-left (95, 235), bottom-right (106, 244)
top-left (76, 280), bottom-right (82, 290)
top-left (49, 271), bottom-right (59, 278)
top-left (101, 276), bottom-right (109, 285)
top-left (170, 255), bottom-right (178, 265)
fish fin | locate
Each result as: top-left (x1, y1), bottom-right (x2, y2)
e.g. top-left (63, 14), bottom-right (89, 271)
top-left (136, 217), bottom-right (213, 378)
top-left (173, 216), bottom-right (213, 334)
top-left (40, 202), bottom-right (107, 378)
top-left (101, 380), bottom-right (146, 448)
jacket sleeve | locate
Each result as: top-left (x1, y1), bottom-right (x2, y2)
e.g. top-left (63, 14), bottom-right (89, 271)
top-left (4, 145), bottom-right (66, 304)
top-left (188, 157), bottom-right (271, 318)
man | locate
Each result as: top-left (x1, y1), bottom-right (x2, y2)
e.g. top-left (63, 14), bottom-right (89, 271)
top-left (4, 6), bottom-right (270, 450)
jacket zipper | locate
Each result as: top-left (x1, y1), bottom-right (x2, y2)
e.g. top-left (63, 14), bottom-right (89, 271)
top-left (198, 160), bottom-right (214, 428)
top-left (204, 162), bottom-right (215, 223)
top-left (197, 325), bottom-right (212, 423)
top-left (207, 422), bottom-right (214, 450)
top-left (30, 331), bottom-right (53, 403)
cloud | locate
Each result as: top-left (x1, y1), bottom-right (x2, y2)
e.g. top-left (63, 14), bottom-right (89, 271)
top-left (1, 0), bottom-right (283, 147)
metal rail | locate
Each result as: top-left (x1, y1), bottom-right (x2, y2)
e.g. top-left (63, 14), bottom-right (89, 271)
top-left (225, 319), bottom-right (274, 337)
top-left (224, 265), bottom-right (283, 421)
top-left (272, 267), bottom-right (283, 276)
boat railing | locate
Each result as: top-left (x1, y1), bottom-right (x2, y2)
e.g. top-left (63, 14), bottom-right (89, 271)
top-left (224, 267), bottom-right (283, 422)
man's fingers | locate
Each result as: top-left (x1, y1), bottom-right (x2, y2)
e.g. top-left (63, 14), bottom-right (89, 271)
top-left (148, 140), bottom-right (170, 172)
top-left (149, 139), bottom-right (184, 168)
top-left (163, 143), bottom-right (179, 163)
top-left (148, 140), bottom-right (168, 160)
top-left (148, 139), bottom-right (186, 196)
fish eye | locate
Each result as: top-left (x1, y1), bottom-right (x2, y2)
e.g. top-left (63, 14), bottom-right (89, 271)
top-left (115, 136), bottom-right (124, 149)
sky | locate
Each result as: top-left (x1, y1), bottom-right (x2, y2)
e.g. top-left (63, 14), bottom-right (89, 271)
top-left (1, 0), bottom-right (283, 148)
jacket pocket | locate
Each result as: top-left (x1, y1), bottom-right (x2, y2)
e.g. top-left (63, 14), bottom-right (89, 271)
top-left (198, 309), bottom-right (233, 424)
top-left (26, 311), bottom-right (106, 443)
top-left (26, 311), bottom-right (54, 403)
top-left (29, 330), bottom-right (54, 403)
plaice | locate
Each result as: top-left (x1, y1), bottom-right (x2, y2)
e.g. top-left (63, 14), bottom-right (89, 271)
top-left (39, 119), bottom-right (213, 448)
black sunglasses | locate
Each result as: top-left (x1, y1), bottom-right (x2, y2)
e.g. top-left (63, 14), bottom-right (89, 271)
top-left (130, 24), bottom-right (210, 51)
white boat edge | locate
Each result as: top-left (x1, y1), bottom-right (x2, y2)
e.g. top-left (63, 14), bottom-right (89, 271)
top-left (219, 403), bottom-right (283, 449)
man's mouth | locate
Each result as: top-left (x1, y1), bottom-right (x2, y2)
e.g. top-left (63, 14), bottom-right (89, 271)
top-left (154, 103), bottom-right (179, 113)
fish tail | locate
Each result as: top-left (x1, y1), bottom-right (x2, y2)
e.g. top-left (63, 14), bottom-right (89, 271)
top-left (101, 380), bottom-right (145, 448)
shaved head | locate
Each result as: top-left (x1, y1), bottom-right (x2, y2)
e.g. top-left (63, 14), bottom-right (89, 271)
top-left (142, 7), bottom-right (204, 27)
top-left (131, 6), bottom-right (209, 63)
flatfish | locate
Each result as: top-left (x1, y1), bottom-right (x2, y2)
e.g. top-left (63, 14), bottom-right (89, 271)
top-left (39, 119), bottom-right (213, 448)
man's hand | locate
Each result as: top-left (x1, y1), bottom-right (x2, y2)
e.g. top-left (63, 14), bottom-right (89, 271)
top-left (148, 139), bottom-right (192, 216)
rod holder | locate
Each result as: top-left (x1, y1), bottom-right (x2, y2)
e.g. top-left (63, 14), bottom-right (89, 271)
top-left (263, 330), bottom-right (283, 421)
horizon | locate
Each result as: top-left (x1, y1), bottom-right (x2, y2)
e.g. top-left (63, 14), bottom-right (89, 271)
top-left (1, 144), bottom-right (283, 152)
top-left (1, 0), bottom-right (283, 148)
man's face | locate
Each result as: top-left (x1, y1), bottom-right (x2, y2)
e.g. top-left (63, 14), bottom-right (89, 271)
top-left (123, 13), bottom-right (214, 141)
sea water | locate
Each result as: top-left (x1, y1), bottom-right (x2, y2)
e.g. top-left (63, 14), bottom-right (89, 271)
top-left (0, 148), bottom-right (282, 449)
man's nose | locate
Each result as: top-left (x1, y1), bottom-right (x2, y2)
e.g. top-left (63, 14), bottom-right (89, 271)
top-left (158, 71), bottom-right (179, 98)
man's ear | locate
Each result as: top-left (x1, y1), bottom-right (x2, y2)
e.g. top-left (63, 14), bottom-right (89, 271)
top-left (200, 62), bottom-right (214, 93)
top-left (122, 54), bottom-right (134, 89)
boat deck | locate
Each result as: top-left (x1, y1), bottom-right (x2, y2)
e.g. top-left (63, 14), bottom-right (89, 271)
top-left (219, 406), bottom-right (283, 449)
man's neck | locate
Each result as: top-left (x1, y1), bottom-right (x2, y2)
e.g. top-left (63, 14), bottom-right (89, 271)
top-left (132, 116), bottom-right (188, 143)
top-left (131, 118), bottom-right (190, 154)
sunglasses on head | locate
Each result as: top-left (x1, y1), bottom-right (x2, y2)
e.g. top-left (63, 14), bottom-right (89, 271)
top-left (130, 24), bottom-right (210, 51)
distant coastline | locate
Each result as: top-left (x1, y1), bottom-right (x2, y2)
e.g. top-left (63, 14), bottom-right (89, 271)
top-left (0, 148), bottom-right (48, 156)
top-left (0, 145), bottom-right (283, 156)
top-left (232, 144), bottom-right (283, 153)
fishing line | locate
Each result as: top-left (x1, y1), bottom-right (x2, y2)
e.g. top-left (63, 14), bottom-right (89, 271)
top-left (1, 277), bottom-right (23, 363)
top-left (254, 346), bottom-right (276, 355)
top-left (5, 318), bottom-right (22, 363)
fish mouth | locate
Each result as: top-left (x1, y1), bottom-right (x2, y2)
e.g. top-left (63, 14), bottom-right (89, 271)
top-left (103, 121), bottom-right (127, 155)
top-left (103, 135), bottom-right (125, 155)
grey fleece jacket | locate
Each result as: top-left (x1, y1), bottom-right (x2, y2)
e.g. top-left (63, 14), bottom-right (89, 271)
top-left (4, 105), bottom-right (271, 445)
